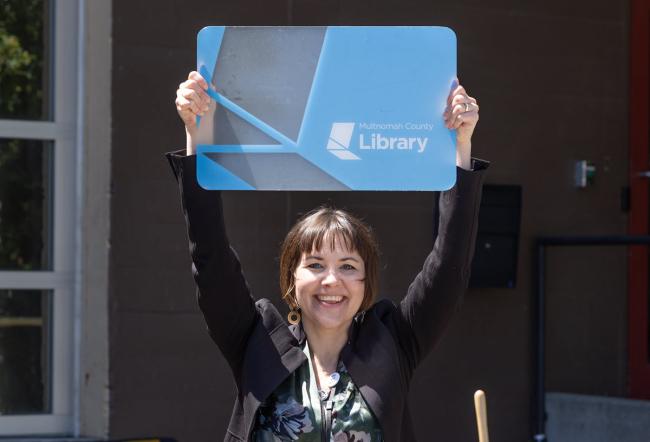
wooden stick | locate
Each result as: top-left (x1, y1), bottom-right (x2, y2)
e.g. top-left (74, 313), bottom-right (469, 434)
top-left (474, 389), bottom-right (489, 442)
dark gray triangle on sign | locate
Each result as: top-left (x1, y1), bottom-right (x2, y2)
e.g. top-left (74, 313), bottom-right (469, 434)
top-left (205, 153), bottom-right (350, 190)
top-left (212, 105), bottom-right (280, 145)
top-left (211, 26), bottom-right (327, 143)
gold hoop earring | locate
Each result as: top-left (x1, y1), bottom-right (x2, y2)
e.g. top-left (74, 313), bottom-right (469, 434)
top-left (287, 309), bottom-right (301, 325)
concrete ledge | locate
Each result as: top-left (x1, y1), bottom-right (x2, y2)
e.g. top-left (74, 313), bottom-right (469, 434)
top-left (546, 392), bottom-right (650, 442)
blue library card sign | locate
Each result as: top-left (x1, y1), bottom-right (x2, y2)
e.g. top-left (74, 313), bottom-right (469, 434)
top-left (196, 26), bottom-right (457, 191)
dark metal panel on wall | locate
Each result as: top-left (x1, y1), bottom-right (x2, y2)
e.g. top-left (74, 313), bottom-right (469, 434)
top-left (470, 185), bottom-right (522, 288)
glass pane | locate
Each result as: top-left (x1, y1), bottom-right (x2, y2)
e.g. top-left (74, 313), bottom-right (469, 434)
top-left (0, 139), bottom-right (53, 270)
top-left (0, 289), bottom-right (52, 414)
top-left (0, 0), bottom-right (51, 120)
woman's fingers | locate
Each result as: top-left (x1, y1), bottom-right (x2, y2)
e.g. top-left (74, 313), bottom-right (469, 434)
top-left (450, 109), bottom-right (479, 129)
top-left (452, 94), bottom-right (477, 109)
top-left (444, 99), bottom-right (478, 120)
top-left (444, 90), bottom-right (477, 111)
top-left (179, 88), bottom-right (209, 113)
top-left (443, 81), bottom-right (480, 155)
top-left (446, 84), bottom-right (469, 104)
top-left (444, 86), bottom-right (479, 129)
top-left (188, 70), bottom-right (209, 90)
top-left (182, 76), bottom-right (211, 101)
top-left (179, 78), bottom-right (211, 108)
top-left (176, 88), bottom-right (198, 113)
top-left (175, 95), bottom-right (203, 123)
top-left (448, 105), bottom-right (480, 130)
top-left (175, 71), bottom-right (213, 129)
top-left (445, 103), bottom-right (477, 128)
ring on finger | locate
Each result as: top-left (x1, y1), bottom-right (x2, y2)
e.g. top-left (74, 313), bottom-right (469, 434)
top-left (464, 102), bottom-right (470, 112)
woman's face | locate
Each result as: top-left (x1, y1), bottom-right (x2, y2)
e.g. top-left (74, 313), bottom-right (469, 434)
top-left (293, 236), bottom-right (365, 334)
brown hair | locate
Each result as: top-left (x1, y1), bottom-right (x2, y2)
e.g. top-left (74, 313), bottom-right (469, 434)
top-left (279, 207), bottom-right (379, 313)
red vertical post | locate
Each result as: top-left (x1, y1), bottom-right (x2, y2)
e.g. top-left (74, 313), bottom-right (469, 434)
top-left (628, 0), bottom-right (650, 399)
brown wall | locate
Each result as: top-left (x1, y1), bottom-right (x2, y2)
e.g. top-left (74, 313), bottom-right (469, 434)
top-left (109, 1), bottom-right (629, 441)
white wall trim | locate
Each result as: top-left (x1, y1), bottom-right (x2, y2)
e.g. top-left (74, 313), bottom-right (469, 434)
top-left (76, 0), bottom-right (112, 438)
top-left (0, 271), bottom-right (74, 289)
top-left (0, 120), bottom-right (65, 140)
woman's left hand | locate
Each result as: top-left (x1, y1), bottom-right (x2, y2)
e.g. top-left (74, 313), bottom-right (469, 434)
top-left (444, 81), bottom-right (479, 170)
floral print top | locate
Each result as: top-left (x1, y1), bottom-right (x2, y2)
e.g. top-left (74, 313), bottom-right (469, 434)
top-left (253, 342), bottom-right (382, 441)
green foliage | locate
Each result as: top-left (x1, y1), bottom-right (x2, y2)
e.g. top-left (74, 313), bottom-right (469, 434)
top-left (0, 0), bottom-right (48, 270)
top-left (0, 140), bottom-right (47, 270)
top-left (0, 0), bottom-right (45, 119)
top-left (0, 1), bottom-right (49, 414)
top-left (0, 32), bottom-right (35, 115)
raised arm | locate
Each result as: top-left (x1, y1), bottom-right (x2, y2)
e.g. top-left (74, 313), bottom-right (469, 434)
top-left (398, 81), bottom-right (488, 366)
top-left (169, 72), bottom-right (258, 370)
top-left (398, 160), bottom-right (487, 365)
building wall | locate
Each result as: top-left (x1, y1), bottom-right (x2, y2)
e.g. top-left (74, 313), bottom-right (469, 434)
top-left (109, 1), bottom-right (629, 441)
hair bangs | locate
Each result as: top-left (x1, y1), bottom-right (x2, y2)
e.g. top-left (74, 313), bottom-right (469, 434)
top-left (297, 212), bottom-right (357, 255)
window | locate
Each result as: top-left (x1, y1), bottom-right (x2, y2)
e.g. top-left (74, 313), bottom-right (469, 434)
top-left (0, 0), bottom-right (79, 435)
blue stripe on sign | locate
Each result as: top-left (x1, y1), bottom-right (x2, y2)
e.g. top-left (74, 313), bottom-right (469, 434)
top-left (196, 26), bottom-right (225, 129)
top-left (198, 71), bottom-right (298, 151)
top-left (199, 145), bottom-right (292, 154)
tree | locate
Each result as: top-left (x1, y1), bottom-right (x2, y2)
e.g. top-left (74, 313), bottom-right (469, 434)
top-left (0, 0), bottom-right (48, 415)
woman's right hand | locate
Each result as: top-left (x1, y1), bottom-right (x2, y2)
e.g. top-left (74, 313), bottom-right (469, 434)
top-left (175, 71), bottom-right (211, 155)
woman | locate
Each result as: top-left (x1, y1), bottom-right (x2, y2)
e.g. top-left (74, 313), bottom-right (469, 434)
top-left (169, 71), bottom-right (487, 441)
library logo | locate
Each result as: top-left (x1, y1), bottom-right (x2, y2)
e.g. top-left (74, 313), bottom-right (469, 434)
top-left (326, 123), bottom-right (360, 160)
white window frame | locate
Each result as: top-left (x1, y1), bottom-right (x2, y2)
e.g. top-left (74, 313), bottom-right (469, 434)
top-left (0, 0), bottom-right (80, 435)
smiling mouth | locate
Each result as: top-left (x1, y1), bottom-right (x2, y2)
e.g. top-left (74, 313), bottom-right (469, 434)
top-left (316, 295), bottom-right (345, 305)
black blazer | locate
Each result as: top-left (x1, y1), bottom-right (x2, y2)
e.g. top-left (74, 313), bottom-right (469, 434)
top-left (167, 151), bottom-right (488, 441)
